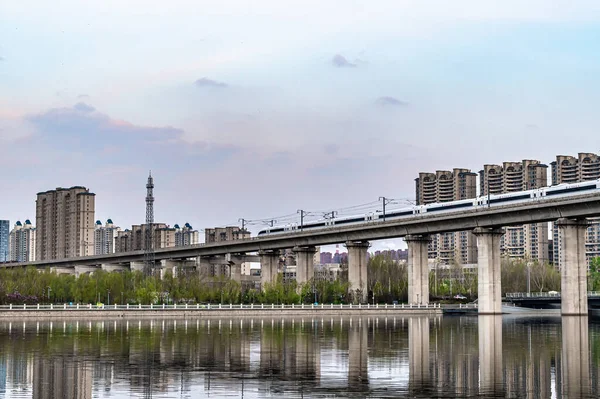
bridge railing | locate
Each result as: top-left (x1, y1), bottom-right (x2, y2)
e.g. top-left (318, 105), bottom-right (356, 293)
top-left (0, 302), bottom-right (447, 311)
top-left (506, 291), bottom-right (600, 298)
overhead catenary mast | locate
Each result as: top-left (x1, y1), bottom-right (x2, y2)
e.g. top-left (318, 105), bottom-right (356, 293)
top-left (144, 171), bottom-right (155, 276)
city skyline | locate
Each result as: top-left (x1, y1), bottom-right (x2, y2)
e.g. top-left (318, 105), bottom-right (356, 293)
top-left (2, 1), bottom-right (600, 253)
top-left (2, 151), bottom-right (600, 255)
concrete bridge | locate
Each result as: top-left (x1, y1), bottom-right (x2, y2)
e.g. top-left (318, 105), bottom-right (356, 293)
top-left (3, 192), bottom-right (600, 315)
top-left (505, 291), bottom-right (600, 307)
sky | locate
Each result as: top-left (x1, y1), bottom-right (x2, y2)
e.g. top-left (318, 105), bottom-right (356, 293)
top-left (1, 1), bottom-right (600, 251)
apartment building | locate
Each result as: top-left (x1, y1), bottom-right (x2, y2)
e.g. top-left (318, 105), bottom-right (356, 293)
top-left (0, 220), bottom-right (10, 262)
top-left (204, 226), bottom-right (250, 244)
top-left (35, 186), bottom-right (95, 260)
top-left (114, 223), bottom-right (175, 253)
top-left (415, 168), bottom-right (478, 264)
top-left (479, 160), bottom-right (549, 263)
top-left (8, 220), bottom-right (36, 262)
top-left (551, 153), bottom-right (600, 267)
top-left (174, 223), bottom-right (200, 246)
top-left (94, 219), bottom-right (120, 255)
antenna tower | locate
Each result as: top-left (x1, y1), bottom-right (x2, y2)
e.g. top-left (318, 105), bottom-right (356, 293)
top-left (144, 171), bottom-right (155, 276)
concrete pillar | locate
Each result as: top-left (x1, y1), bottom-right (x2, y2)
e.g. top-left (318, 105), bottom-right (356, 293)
top-left (406, 235), bottom-right (430, 305)
top-left (473, 228), bottom-right (504, 315)
top-left (101, 264), bottom-right (128, 273)
top-left (259, 250), bottom-right (280, 289)
top-left (408, 317), bottom-right (430, 390)
top-left (74, 265), bottom-right (98, 277)
top-left (348, 318), bottom-right (368, 390)
top-left (478, 315), bottom-right (503, 395)
top-left (50, 267), bottom-right (75, 275)
top-left (293, 246), bottom-right (317, 287)
top-left (160, 259), bottom-right (179, 278)
top-left (557, 218), bottom-right (589, 315)
top-left (346, 241), bottom-right (370, 304)
top-left (229, 263), bottom-right (241, 283)
top-left (130, 261), bottom-right (145, 273)
top-left (561, 316), bottom-right (590, 397)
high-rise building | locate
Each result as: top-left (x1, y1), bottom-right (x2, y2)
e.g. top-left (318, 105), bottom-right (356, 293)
top-left (94, 219), bottom-right (120, 255)
top-left (174, 223), bottom-right (200, 246)
top-left (0, 220), bottom-right (9, 262)
top-left (114, 223), bottom-right (175, 253)
top-left (204, 226), bottom-right (250, 244)
top-left (551, 153), bottom-right (600, 268)
top-left (8, 220), bottom-right (36, 262)
top-left (415, 168), bottom-right (478, 264)
top-left (35, 186), bottom-right (95, 260)
top-left (479, 160), bottom-right (549, 263)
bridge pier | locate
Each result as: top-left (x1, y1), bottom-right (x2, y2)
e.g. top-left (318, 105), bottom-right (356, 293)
top-left (346, 241), bottom-right (370, 304)
top-left (225, 254), bottom-right (242, 283)
top-left (50, 267), bottom-right (75, 275)
top-left (348, 318), bottom-right (369, 390)
top-left (561, 316), bottom-right (590, 397)
top-left (473, 228), bottom-right (504, 315)
top-left (479, 315), bottom-right (504, 395)
top-left (74, 265), bottom-right (98, 277)
top-left (259, 250), bottom-right (280, 289)
top-left (293, 246), bottom-right (316, 288)
top-left (557, 218), bottom-right (589, 315)
top-left (101, 264), bottom-right (128, 273)
top-left (406, 235), bottom-right (430, 304)
top-left (130, 261), bottom-right (145, 273)
top-left (408, 317), bottom-right (430, 391)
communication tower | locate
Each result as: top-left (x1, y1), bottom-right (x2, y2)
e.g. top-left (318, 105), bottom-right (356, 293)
top-left (144, 171), bottom-right (155, 276)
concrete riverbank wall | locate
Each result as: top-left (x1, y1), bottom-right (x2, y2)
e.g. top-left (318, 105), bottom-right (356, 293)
top-left (0, 308), bottom-right (442, 319)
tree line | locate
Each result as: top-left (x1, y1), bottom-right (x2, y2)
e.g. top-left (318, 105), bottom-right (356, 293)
top-left (0, 256), bottom-right (597, 305)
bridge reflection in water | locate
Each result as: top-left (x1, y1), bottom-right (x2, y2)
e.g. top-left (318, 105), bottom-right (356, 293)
top-left (0, 316), bottom-right (598, 397)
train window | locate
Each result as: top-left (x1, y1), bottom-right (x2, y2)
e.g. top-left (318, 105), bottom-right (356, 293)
top-left (546, 185), bottom-right (595, 196)
top-left (489, 194), bottom-right (530, 204)
top-left (427, 202), bottom-right (473, 212)
top-left (386, 211), bottom-right (413, 218)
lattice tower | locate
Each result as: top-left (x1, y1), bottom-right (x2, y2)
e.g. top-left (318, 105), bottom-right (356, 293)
top-left (144, 171), bottom-right (155, 276)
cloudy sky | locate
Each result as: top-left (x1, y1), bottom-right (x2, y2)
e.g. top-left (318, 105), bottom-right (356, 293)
top-left (1, 1), bottom-right (600, 250)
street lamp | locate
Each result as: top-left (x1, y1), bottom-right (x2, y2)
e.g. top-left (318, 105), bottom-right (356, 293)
top-left (47, 286), bottom-right (52, 303)
top-left (107, 289), bottom-right (111, 305)
top-left (121, 291), bottom-right (124, 305)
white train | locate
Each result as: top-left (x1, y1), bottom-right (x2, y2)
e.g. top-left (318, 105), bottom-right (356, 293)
top-left (257, 179), bottom-right (600, 237)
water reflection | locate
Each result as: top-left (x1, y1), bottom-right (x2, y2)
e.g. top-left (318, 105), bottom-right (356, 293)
top-left (0, 316), bottom-right (597, 398)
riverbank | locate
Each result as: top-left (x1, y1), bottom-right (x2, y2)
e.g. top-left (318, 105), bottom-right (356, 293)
top-left (0, 302), bottom-right (448, 318)
top-left (0, 308), bottom-right (443, 319)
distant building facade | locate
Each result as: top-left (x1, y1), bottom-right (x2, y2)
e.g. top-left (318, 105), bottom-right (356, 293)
top-left (94, 219), bottom-right (120, 255)
top-left (8, 220), bottom-right (36, 262)
top-left (415, 168), bottom-right (478, 264)
top-left (479, 160), bottom-right (549, 263)
top-left (174, 223), bottom-right (199, 246)
top-left (205, 227), bottom-right (250, 244)
top-left (115, 223), bottom-right (175, 253)
top-left (35, 186), bottom-right (95, 260)
top-left (551, 153), bottom-right (600, 268)
top-left (0, 220), bottom-right (10, 262)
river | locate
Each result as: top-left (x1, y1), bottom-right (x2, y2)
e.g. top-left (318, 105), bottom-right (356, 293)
top-left (0, 315), bottom-right (598, 398)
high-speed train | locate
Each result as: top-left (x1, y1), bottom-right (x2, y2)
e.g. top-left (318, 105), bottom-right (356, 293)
top-left (257, 179), bottom-right (600, 237)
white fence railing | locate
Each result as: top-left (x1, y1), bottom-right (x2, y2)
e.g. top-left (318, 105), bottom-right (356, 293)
top-left (0, 302), bottom-right (445, 311)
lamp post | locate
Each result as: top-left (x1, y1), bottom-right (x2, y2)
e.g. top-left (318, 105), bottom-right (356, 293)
top-left (107, 289), bottom-right (111, 305)
top-left (47, 286), bottom-right (52, 303)
top-left (121, 291), bottom-right (124, 305)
